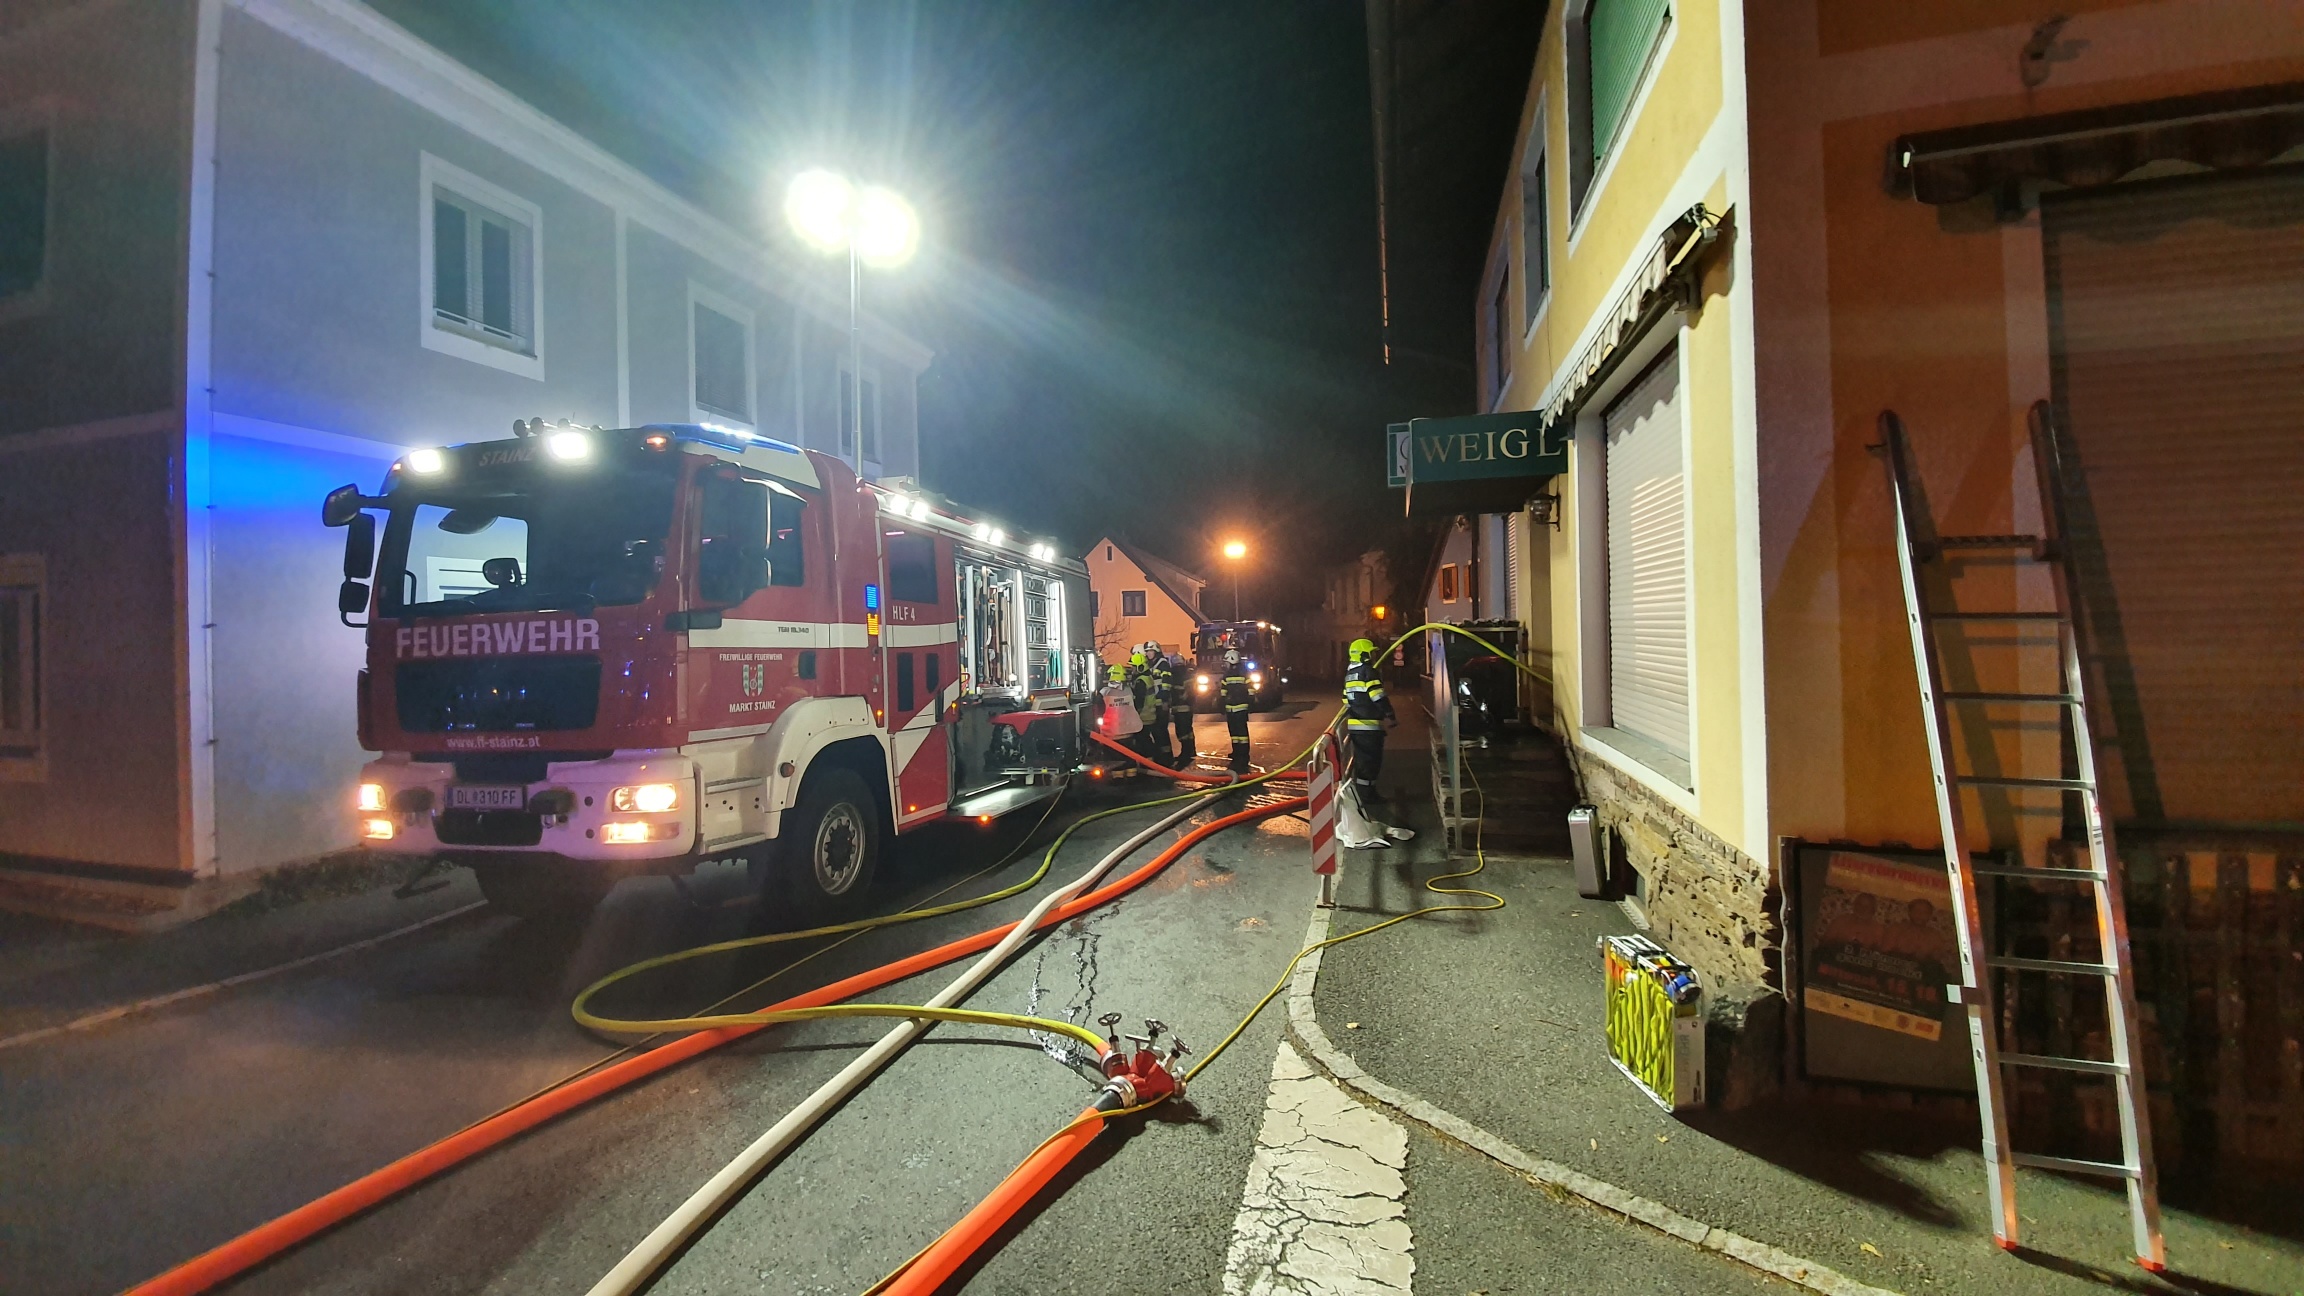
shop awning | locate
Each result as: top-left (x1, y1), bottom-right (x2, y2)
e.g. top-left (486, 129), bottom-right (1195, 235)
top-left (1889, 81), bottom-right (2304, 206)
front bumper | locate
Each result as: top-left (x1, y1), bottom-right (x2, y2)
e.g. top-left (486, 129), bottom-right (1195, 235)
top-left (354, 750), bottom-right (699, 863)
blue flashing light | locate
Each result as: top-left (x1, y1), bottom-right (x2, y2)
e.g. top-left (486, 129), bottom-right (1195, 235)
top-left (864, 583), bottom-right (881, 611)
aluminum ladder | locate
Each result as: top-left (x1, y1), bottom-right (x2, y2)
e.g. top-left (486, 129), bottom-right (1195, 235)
top-left (1876, 402), bottom-right (2163, 1270)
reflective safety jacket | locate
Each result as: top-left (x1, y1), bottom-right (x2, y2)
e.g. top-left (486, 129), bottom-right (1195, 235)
top-left (1222, 667), bottom-right (1253, 714)
top-left (1166, 656), bottom-right (1195, 712)
top-left (1100, 682), bottom-right (1143, 738)
top-left (1343, 661), bottom-right (1394, 731)
top-left (1134, 662), bottom-right (1163, 725)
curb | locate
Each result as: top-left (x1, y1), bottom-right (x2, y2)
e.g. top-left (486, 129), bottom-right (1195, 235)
top-left (1283, 897), bottom-right (1902, 1296)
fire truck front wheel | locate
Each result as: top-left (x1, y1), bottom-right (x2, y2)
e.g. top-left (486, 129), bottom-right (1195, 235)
top-left (470, 858), bottom-right (613, 920)
top-left (758, 768), bottom-right (881, 917)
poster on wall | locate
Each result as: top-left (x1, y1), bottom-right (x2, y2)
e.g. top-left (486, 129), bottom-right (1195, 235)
top-left (1792, 843), bottom-right (1976, 1091)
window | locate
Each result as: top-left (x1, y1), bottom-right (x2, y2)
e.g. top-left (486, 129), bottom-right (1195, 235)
top-left (0, 124), bottom-right (48, 304)
top-left (696, 472), bottom-right (770, 607)
top-left (692, 292), bottom-right (754, 424)
top-left (768, 487), bottom-right (807, 588)
top-left (1567, 0), bottom-right (1670, 215)
top-left (886, 533), bottom-right (939, 604)
top-left (1603, 347), bottom-right (1688, 764)
top-left (1521, 151), bottom-right (1550, 319)
top-left (925, 651), bottom-right (941, 700)
top-left (1438, 563), bottom-right (1459, 604)
top-left (420, 154), bottom-right (542, 378)
top-left (1122, 589), bottom-right (1147, 618)
top-left (840, 370), bottom-right (881, 465)
top-left (896, 652), bottom-right (916, 712)
top-left (1091, 590), bottom-right (1101, 619)
top-left (1487, 260), bottom-right (1512, 407)
top-left (0, 555), bottom-right (43, 765)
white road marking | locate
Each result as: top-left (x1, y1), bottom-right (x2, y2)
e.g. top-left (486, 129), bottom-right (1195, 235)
top-left (1222, 1040), bottom-right (1414, 1295)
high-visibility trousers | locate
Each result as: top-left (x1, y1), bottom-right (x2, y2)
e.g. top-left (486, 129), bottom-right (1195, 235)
top-left (1227, 710), bottom-right (1251, 772)
top-left (1348, 729), bottom-right (1385, 794)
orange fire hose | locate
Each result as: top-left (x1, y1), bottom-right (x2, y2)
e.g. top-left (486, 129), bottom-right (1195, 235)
top-left (876, 1106), bottom-right (1113, 1296)
top-left (1088, 729), bottom-right (1234, 783)
top-left (124, 795), bottom-right (1304, 1296)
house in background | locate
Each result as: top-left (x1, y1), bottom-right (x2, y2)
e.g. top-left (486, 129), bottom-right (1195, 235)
top-left (1083, 536), bottom-right (1205, 662)
top-left (1313, 549), bottom-right (1393, 682)
top-left (0, 0), bottom-right (933, 926)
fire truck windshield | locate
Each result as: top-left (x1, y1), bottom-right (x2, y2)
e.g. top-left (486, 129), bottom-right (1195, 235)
top-left (377, 467), bottom-right (677, 616)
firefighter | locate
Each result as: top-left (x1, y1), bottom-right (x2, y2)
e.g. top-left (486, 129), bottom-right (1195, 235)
top-left (1100, 663), bottom-right (1142, 744)
top-left (1343, 637), bottom-right (1395, 803)
top-left (1222, 648), bottom-right (1254, 774)
top-left (1164, 651), bottom-right (1197, 769)
top-left (1130, 649), bottom-right (1169, 761)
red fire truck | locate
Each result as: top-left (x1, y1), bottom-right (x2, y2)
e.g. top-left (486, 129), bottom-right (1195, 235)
top-left (323, 421), bottom-right (1095, 917)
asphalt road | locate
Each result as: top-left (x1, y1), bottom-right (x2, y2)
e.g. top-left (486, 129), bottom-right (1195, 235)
top-left (0, 687), bottom-right (1782, 1295)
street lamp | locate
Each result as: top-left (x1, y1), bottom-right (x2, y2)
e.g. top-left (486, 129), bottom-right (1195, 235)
top-left (1221, 540), bottom-right (1247, 620)
top-left (784, 169), bottom-right (920, 478)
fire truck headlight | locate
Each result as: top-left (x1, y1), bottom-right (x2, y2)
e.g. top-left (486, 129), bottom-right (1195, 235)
top-left (357, 782), bottom-right (386, 812)
top-left (545, 431), bottom-right (592, 462)
top-left (361, 817), bottom-right (396, 841)
top-left (599, 820), bottom-right (672, 844)
top-left (1249, 671), bottom-right (1264, 687)
top-left (1196, 674), bottom-right (1211, 690)
top-left (406, 448), bottom-right (446, 474)
top-left (611, 783), bottom-right (681, 813)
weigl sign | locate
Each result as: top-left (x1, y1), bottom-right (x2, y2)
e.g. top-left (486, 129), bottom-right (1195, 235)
top-left (1386, 410), bottom-right (1566, 488)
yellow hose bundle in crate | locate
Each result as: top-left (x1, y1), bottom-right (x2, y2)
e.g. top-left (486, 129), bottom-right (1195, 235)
top-left (1600, 934), bottom-right (1705, 1111)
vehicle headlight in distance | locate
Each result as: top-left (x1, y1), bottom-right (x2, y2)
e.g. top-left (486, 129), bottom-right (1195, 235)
top-left (357, 782), bottom-right (386, 812)
top-left (1249, 672), bottom-right (1264, 687)
top-left (1196, 674), bottom-right (1211, 689)
top-left (611, 783), bottom-right (681, 813)
top-left (361, 817), bottom-right (396, 841)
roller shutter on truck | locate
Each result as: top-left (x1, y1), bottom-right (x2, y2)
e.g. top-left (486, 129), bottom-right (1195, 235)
top-left (2043, 167), bottom-right (2304, 826)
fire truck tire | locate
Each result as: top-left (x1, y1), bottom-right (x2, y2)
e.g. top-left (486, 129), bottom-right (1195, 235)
top-left (762, 768), bottom-right (881, 917)
top-left (470, 859), bottom-right (613, 920)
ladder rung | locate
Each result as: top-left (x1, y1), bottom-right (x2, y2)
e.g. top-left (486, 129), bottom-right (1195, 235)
top-left (1931, 611), bottom-right (2068, 623)
top-left (1989, 955), bottom-right (2116, 976)
top-left (1956, 775), bottom-right (2094, 790)
top-left (1970, 864), bottom-right (2107, 882)
top-left (2012, 1151), bottom-right (2141, 1180)
top-left (1940, 692), bottom-right (2080, 704)
top-left (2001, 1052), bottom-right (2129, 1077)
top-left (1937, 534), bottom-right (2041, 549)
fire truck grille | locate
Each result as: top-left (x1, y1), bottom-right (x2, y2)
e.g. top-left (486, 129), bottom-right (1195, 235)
top-left (395, 657), bottom-right (602, 734)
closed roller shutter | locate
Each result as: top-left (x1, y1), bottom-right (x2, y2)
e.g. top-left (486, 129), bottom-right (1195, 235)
top-left (1604, 349), bottom-right (1688, 760)
top-left (2044, 167), bottom-right (2304, 825)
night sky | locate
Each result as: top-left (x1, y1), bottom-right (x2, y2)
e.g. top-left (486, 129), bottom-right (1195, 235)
top-left (373, 1), bottom-right (1517, 613)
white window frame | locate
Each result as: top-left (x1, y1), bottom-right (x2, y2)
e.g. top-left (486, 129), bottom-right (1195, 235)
top-left (1520, 98), bottom-right (1552, 344)
top-left (0, 99), bottom-right (57, 327)
top-left (687, 281), bottom-right (757, 428)
top-left (839, 362), bottom-right (884, 472)
top-left (418, 152), bottom-right (544, 380)
top-left (1574, 323), bottom-right (1697, 807)
top-left (0, 553), bottom-right (47, 782)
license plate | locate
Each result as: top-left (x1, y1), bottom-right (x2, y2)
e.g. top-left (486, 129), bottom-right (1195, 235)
top-left (449, 785), bottom-right (526, 811)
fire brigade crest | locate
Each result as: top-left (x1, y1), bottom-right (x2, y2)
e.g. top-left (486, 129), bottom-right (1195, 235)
top-left (740, 664), bottom-right (766, 697)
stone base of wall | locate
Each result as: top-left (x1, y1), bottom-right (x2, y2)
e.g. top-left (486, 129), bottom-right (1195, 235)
top-left (1570, 745), bottom-right (1785, 1108)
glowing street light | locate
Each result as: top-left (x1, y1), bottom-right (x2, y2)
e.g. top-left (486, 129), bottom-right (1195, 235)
top-left (1221, 540), bottom-right (1248, 620)
top-left (783, 169), bottom-right (920, 476)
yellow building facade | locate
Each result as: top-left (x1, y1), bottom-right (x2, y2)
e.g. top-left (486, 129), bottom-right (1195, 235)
top-left (1486, 0), bottom-right (2304, 1123)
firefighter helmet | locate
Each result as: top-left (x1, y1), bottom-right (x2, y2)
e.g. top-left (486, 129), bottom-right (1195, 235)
top-left (1348, 637), bottom-right (1377, 663)
top-left (1225, 648), bottom-right (1242, 666)
top-left (1108, 663), bottom-right (1127, 682)
top-left (1130, 650), bottom-right (1148, 667)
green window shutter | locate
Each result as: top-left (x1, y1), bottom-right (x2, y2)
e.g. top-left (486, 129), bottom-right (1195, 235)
top-left (1589, 0), bottom-right (1670, 165)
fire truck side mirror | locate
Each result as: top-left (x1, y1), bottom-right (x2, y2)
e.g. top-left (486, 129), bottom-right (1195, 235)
top-left (321, 483), bottom-right (368, 528)
top-left (338, 579), bottom-right (370, 626)
top-left (341, 513), bottom-right (376, 580)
